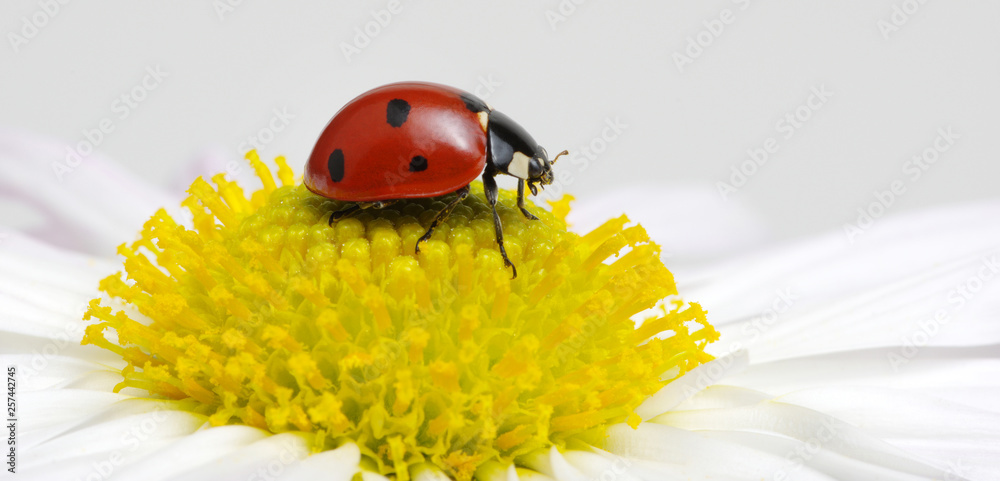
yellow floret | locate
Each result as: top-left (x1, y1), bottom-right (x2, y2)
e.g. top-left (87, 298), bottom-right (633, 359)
top-left (83, 150), bottom-right (718, 480)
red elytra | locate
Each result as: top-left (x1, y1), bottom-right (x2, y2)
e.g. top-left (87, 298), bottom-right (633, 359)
top-left (303, 81), bottom-right (565, 278)
top-left (304, 82), bottom-right (486, 202)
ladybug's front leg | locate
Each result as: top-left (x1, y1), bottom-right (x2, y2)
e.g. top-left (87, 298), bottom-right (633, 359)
top-left (482, 169), bottom-right (517, 279)
top-left (517, 180), bottom-right (539, 221)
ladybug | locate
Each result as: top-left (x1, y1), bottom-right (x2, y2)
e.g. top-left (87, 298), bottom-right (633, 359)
top-left (304, 81), bottom-right (567, 278)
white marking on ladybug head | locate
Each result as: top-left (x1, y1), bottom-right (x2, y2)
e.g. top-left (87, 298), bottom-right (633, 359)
top-left (477, 111), bottom-right (489, 133)
top-left (509, 151), bottom-right (531, 179)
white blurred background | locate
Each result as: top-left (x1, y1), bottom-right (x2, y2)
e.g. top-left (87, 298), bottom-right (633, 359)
top-left (1, 1), bottom-right (997, 254)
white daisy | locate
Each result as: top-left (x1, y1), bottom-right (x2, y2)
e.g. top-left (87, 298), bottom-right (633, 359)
top-left (2, 129), bottom-right (998, 481)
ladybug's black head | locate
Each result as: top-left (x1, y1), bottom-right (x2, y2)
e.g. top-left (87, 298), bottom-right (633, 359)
top-left (487, 110), bottom-right (566, 194)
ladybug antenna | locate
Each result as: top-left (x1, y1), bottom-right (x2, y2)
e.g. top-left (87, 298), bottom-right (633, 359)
top-left (551, 150), bottom-right (569, 164)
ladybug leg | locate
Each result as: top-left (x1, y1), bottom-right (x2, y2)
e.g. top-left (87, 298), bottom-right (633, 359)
top-left (415, 185), bottom-right (470, 255)
top-left (517, 180), bottom-right (539, 221)
top-left (329, 204), bottom-right (362, 225)
top-left (482, 171), bottom-right (517, 279)
top-left (328, 201), bottom-right (398, 225)
top-left (366, 200), bottom-right (398, 210)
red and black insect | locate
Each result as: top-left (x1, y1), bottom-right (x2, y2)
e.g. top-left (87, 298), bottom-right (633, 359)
top-left (304, 81), bottom-right (566, 278)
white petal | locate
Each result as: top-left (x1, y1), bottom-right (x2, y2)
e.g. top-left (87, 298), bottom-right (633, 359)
top-left (0, 230), bottom-right (132, 395)
top-left (2, 290), bottom-right (93, 340)
top-left (21, 408), bottom-right (205, 473)
top-left (649, 401), bottom-right (956, 479)
top-left (778, 387), bottom-right (1000, 475)
top-left (276, 442), bottom-right (361, 480)
top-left (108, 425), bottom-right (268, 481)
top-left (685, 201), bottom-right (1000, 362)
top-left (635, 349), bottom-right (749, 420)
top-left (520, 447), bottom-right (588, 481)
top-left (476, 461), bottom-right (520, 481)
top-left (698, 431), bottom-right (956, 481)
top-left (361, 471), bottom-right (395, 481)
top-left (160, 432), bottom-right (310, 481)
top-left (604, 422), bottom-right (836, 480)
top-left (18, 389), bottom-right (131, 451)
top-left (513, 469), bottom-right (556, 481)
top-left (2, 354), bottom-right (117, 392)
top-left (0, 229), bottom-right (118, 293)
top-left (0, 128), bottom-right (180, 255)
top-left (720, 359), bottom-right (1000, 479)
top-left (723, 345), bottom-right (1000, 412)
top-left (0, 231), bottom-right (117, 356)
top-left (670, 384), bottom-right (773, 411)
top-left (560, 449), bottom-right (645, 481)
top-left (412, 462), bottom-right (453, 481)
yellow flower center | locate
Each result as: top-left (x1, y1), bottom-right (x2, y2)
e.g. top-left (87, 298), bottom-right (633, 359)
top-left (82, 151), bottom-right (718, 480)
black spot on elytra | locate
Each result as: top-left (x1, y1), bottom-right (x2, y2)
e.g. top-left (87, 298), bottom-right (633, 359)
top-left (409, 155), bottom-right (428, 172)
top-left (386, 99), bottom-right (411, 127)
top-left (460, 93), bottom-right (489, 113)
top-left (328, 149), bottom-right (345, 182)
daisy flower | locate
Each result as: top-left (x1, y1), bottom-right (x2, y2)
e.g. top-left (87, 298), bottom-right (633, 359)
top-left (2, 128), bottom-right (998, 481)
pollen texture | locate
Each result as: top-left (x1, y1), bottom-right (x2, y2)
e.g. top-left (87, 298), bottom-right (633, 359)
top-left (83, 151), bottom-right (718, 480)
